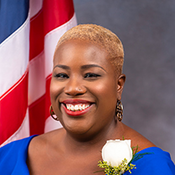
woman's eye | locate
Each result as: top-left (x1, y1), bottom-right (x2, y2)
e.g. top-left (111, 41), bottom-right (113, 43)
top-left (84, 73), bottom-right (101, 79)
top-left (54, 73), bottom-right (69, 79)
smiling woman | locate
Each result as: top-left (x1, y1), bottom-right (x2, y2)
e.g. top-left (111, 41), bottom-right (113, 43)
top-left (0, 24), bottom-right (175, 175)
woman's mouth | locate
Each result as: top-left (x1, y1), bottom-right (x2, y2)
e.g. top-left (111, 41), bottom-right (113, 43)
top-left (61, 100), bottom-right (93, 116)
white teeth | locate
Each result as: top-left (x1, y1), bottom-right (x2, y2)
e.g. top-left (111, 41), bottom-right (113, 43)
top-left (82, 104), bottom-right (85, 109)
top-left (70, 105), bottom-right (74, 111)
top-left (74, 105), bottom-right (78, 110)
top-left (66, 104), bottom-right (90, 111)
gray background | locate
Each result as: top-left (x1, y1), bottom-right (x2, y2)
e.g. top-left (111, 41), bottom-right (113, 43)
top-left (73, 0), bottom-right (175, 162)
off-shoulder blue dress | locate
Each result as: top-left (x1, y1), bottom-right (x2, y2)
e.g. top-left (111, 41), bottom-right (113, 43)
top-left (0, 135), bottom-right (175, 174)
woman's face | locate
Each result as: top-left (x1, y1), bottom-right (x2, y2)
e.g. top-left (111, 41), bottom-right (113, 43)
top-left (50, 39), bottom-right (125, 139)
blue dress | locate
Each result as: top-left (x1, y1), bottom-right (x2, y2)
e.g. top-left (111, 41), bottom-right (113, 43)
top-left (0, 135), bottom-right (175, 174)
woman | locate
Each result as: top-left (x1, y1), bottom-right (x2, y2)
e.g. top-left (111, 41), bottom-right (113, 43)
top-left (0, 24), bottom-right (175, 174)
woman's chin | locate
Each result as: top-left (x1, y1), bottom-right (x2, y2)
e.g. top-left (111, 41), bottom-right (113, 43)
top-left (63, 122), bottom-right (93, 138)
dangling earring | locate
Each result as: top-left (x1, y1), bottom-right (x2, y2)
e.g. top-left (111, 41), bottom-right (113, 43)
top-left (50, 105), bottom-right (59, 121)
top-left (115, 100), bottom-right (123, 121)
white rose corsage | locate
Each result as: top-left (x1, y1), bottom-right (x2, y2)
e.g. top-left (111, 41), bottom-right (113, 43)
top-left (97, 139), bottom-right (139, 175)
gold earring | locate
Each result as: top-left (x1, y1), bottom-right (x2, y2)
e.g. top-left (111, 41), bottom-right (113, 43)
top-left (116, 100), bottom-right (123, 121)
top-left (50, 105), bottom-right (59, 121)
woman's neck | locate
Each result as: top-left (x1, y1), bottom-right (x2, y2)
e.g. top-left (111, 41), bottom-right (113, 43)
top-left (59, 121), bottom-right (125, 154)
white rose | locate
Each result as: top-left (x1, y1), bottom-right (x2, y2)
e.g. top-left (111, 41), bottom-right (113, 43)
top-left (102, 139), bottom-right (132, 167)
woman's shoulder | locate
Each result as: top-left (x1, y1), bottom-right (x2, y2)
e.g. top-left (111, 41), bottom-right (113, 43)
top-left (28, 128), bottom-right (64, 156)
top-left (27, 128), bottom-right (65, 174)
top-left (29, 128), bottom-right (64, 148)
top-left (121, 123), bottom-right (156, 151)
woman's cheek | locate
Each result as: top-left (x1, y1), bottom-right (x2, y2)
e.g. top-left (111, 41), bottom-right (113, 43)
top-left (93, 79), bottom-right (116, 96)
top-left (50, 80), bottom-right (61, 101)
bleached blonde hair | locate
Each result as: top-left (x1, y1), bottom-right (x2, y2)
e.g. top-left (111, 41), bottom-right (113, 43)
top-left (55, 24), bottom-right (124, 73)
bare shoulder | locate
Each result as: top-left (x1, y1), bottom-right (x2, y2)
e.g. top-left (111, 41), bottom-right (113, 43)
top-left (27, 128), bottom-right (65, 173)
top-left (28, 128), bottom-right (64, 153)
top-left (122, 123), bottom-right (156, 151)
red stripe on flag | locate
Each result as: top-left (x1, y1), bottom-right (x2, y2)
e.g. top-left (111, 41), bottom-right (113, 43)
top-left (29, 9), bottom-right (44, 61)
top-left (45, 74), bottom-right (52, 120)
top-left (43, 0), bottom-right (74, 35)
top-left (0, 72), bottom-right (28, 144)
top-left (29, 95), bottom-right (45, 135)
top-left (29, 8), bottom-right (45, 135)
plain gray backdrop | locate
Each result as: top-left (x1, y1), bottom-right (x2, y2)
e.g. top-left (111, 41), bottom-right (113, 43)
top-left (73, 0), bottom-right (175, 162)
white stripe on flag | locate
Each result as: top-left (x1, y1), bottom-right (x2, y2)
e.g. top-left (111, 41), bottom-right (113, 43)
top-left (28, 52), bottom-right (45, 105)
top-left (0, 15), bottom-right (30, 97)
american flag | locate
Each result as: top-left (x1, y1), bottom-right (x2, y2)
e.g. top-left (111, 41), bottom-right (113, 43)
top-left (0, 0), bottom-right (77, 146)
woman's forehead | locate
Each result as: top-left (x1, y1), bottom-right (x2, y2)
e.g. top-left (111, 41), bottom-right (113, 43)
top-left (54, 38), bottom-right (123, 74)
top-left (54, 39), bottom-right (109, 63)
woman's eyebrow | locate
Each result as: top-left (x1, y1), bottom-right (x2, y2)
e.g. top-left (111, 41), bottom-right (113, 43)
top-left (53, 65), bottom-right (70, 70)
top-left (81, 64), bottom-right (106, 72)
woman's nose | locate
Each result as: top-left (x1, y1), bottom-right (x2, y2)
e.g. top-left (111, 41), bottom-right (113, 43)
top-left (64, 78), bottom-right (87, 96)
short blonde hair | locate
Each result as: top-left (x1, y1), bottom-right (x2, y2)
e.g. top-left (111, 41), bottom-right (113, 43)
top-left (55, 24), bottom-right (124, 73)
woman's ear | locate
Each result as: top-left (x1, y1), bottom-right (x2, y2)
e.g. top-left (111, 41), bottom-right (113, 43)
top-left (117, 74), bottom-right (126, 99)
